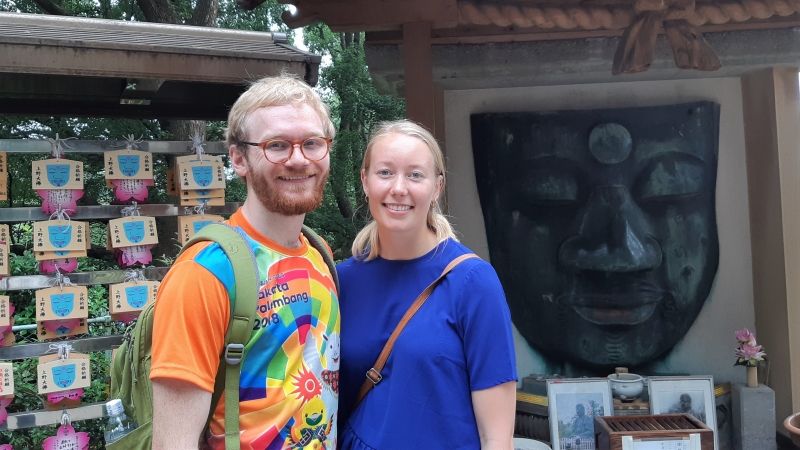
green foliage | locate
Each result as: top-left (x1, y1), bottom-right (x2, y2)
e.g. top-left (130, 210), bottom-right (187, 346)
top-left (303, 26), bottom-right (405, 258)
top-left (217, 0), bottom-right (290, 35)
top-left (0, 0), bottom-right (143, 21)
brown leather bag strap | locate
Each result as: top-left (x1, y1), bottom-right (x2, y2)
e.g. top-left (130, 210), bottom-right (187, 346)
top-left (353, 252), bottom-right (480, 408)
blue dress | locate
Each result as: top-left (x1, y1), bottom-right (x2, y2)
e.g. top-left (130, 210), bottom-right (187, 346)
top-left (337, 239), bottom-right (517, 450)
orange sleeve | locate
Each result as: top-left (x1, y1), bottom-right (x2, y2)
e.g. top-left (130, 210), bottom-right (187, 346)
top-left (149, 245), bottom-right (231, 392)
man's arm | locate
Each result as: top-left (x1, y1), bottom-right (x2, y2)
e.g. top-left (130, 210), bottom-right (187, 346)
top-left (472, 381), bottom-right (516, 450)
top-left (149, 255), bottom-right (230, 449)
top-left (152, 378), bottom-right (212, 450)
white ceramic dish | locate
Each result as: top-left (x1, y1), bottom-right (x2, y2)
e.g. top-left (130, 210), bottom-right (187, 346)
top-left (608, 373), bottom-right (644, 401)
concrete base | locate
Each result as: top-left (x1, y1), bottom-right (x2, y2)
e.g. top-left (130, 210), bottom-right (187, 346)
top-left (732, 383), bottom-right (777, 450)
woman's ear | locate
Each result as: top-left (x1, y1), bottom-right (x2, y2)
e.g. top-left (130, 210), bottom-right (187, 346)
top-left (435, 174), bottom-right (444, 198)
top-left (360, 168), bottom-right (369, 197)
top-left (229, 145), bottom-right (249, 178)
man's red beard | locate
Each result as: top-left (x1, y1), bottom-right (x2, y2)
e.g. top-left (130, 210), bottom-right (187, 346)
top-left (248, 166), bottom-right (328, 216)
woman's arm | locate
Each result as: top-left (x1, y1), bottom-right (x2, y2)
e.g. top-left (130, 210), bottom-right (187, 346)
top-left (472, 380), bottom-right (517, 450)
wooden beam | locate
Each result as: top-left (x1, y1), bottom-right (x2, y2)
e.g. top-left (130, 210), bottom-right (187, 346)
top-left (402, 22), bottom-right (435, 132)
top-left (282, 0), bottom-right (458, 31)
top-left (366, 16), bottom-right (800, 45)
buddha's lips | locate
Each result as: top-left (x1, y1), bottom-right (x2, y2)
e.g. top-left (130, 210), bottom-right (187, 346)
top-left (559, 291), bottom-right (663, 326)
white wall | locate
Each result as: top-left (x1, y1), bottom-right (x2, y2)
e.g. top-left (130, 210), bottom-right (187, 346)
top-left (444, 78), bottom-right (755, 383)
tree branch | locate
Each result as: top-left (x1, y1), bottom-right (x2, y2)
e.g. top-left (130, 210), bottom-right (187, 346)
top-left (189, 0), bottom-right (218, 26)
top-left (136, 0), bottom-right (179, 24)
top-left (31, 0), bottom-right (69, 16)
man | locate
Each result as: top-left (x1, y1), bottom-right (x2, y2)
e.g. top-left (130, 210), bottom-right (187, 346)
top-left (150, 75), bottom-right (339, 449)
top-left (670, 393), bottom-right (706, 423)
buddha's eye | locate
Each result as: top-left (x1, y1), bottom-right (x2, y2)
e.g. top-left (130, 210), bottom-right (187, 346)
top-left (635, 154), bottom-right (706, 203)
top-left (520, 167), bottom-right (579, 206)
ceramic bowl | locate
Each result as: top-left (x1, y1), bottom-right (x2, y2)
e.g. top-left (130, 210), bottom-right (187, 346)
top-left (784, 412), bottom-right (800, 447)
top-left (607, 373), bottom-right (644, 402)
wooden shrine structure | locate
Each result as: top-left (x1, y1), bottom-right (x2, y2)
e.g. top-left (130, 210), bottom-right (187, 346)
top-left (262, 0), bottom-right (800, 443)
top-left (0, 12), bottom-right (320, 431)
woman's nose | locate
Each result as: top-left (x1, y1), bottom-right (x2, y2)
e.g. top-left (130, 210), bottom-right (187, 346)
top-left (389, 175), bottom-right (408, 195)
top-left (559, 185), bottom-right (662, 272)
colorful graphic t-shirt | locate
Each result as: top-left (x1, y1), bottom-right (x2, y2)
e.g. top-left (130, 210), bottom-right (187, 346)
top-left (150, 209), bottom-right (339, 450)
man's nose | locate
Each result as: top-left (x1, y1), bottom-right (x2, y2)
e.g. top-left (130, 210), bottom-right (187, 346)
top-left (558, 185), bottom-right (662, 272)
top-left (283, 144), bottom-right (310, 166)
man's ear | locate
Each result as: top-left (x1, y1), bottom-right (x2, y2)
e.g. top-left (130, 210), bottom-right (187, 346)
top-left (229, 145), bottom-right (249, 178)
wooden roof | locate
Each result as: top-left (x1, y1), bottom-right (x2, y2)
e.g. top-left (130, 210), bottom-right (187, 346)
top-left (0, 12), bottom-right (322, 119)
top-left (279, 0), bottom-right (800, 34)
top-left (274, 0), bottom-right (800, 74)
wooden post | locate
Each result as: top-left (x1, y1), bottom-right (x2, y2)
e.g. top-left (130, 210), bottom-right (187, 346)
top-left (741, 67), bottom-right (800, 431)
top-left (402, 21), bottom-right (435, 133)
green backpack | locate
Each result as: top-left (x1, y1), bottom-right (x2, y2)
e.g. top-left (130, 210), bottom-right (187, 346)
top-left (109, 223), bottom-right (338, 450)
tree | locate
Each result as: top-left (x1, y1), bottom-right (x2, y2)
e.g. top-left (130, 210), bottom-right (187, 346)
top-left (303, 25), bottom-right (405, 258)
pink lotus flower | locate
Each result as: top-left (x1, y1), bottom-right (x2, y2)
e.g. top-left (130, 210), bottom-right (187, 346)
top-left (735, 328), bottom-right (756, 344)
top-left (734, 328), bottom-right (767, 367)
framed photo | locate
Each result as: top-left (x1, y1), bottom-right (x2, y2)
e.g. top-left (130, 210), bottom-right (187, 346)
top-left (546, 378), bottom-right (613, 450)
top-left (648, 375), bottom-right (718, 450)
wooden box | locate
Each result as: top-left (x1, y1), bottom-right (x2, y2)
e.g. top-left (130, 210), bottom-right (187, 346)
top-left (595, 414), bottom-right (714, 450)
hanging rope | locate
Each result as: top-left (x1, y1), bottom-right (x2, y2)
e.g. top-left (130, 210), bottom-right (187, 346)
top-left (120, 201), bottom-right (141, 217)
top-left (191, 132), bottom-right (206, 160)
top-left (123, 134), bottom-right (145, 151)
top-left (124, 268), bottom-right (146, 283)
top-left (47, 342), bottom-right (73, 360)
top-left (45, 134), bottom-right (76, 159)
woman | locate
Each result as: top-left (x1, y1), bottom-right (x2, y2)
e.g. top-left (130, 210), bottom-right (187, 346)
top-left (337, 120), bottom-right (517, 449)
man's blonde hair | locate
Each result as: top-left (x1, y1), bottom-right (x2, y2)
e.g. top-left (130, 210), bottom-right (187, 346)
top-left (226, 75), bottom-right (335, 150)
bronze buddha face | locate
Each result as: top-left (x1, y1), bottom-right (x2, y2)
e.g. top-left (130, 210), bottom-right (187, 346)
top-left (472, 102), bottom-right (720, 368)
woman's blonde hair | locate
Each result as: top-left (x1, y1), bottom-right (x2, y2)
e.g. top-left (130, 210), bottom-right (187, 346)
top-left (225, 74), bottom-right (336, 151)
top-left (351, 120), bottom-right (457, 260)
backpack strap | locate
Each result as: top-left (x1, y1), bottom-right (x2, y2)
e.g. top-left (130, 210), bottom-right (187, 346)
top-left (181, 223), bottom-right (259, 450)
top-left (302, 225), bottom-right (340, 294)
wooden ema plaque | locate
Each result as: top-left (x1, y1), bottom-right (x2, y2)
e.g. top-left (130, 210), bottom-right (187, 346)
top-left (37, 352), bottom-right (90, 409)
top-left (177, 214), bottom-right (224, 245)
top-left (0, 295), bottom-right (10, 328)
top-left (104, 149), bottom-right (153, 181)
top-left (108, 280), bottom-right (159, 319)
top-left (32, 159), bottom-right (84, 190)
top-left (36, 286), bottom-right (89, 321)
top-left (0, 151), bottom-right (7, 201)
top-left (175, 155), bottom-right (225, 190)
top-left (0, 224), bottom-right (9, 276)
top-left (33, 220), bottom-right (88, 253)
top-left (594, 414), bottom-right (713, 450)
top-left (0, 362), bottom-right (13, 397)
top-left (108, 216), bottom-right (159, 248)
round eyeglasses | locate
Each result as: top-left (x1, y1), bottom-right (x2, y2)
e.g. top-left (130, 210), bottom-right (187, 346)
top-left (240, 137), bottom-right (331, 164)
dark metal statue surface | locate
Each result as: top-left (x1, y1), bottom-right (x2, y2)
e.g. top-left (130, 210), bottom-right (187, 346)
top-left (471, 102), bottom-right (720, 369)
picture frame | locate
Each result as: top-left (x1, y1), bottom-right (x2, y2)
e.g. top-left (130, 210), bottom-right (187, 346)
top-left (648, 375), bottom-right (718, 450)
top-left (546, 378), bottom-right (613, 450)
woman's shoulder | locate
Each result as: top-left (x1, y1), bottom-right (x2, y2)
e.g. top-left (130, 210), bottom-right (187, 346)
top-left (429, 240), bottom-right (499, 293)
top-left (438, 239), bottom-right (494, 273)
top-left (335, 256), bottom-right (364, 277)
